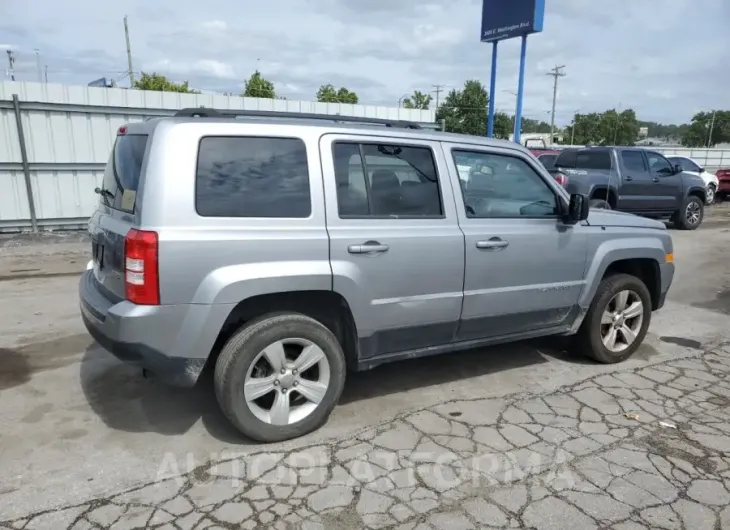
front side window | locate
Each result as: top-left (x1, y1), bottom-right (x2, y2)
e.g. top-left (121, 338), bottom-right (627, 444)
top-left (452, 150), bottom-right (558, 218)
top-left (646, 152), bottom-right (674, 175)
top-left (332, 142), bottom-right (443, 218)
top-left (196, 136), bottom-right (311, 218)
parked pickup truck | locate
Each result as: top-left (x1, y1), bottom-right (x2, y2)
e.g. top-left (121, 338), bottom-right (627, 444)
top-left (549, 147), bottom-right (708, 230)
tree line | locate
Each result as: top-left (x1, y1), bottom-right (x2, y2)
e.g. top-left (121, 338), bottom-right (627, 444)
top-left (133, 71), bottom-right (729, 147)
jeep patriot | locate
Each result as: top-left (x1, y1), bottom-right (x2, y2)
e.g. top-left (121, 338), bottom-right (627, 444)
top-left (79, 109), bottom-right (675, 442)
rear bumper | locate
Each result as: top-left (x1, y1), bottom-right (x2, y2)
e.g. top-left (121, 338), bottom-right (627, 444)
top-left (79, 270), bottom-right (208, 387)
top-left (718, 180), bottom-right (730, 193)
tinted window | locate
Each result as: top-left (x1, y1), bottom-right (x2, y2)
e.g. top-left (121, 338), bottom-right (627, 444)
top-left (646, 152), bottom-right (673, 174)
top-left (621, 150), bottom-right (647, 171)
top-left (332, 142), bottom-right (443, 218)
top-left (575, 150), bottom-right (612, 170)
top-left (538, 153), bottom-right (558, 169)
top-left (100, 134), bottom-right (148, 212)
top-left (554, 150), bottom-right (577, 168)
top-left (196, 137), bottom-right (311, 218)
top-left (453, 150), bottom-right (558, 218)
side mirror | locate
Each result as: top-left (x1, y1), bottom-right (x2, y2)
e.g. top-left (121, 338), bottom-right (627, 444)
top-left (674, 164), bottom-right (683, 174)
top-left (566, 193), bottom-right (589, 223)
top-left (698, 167), bottom-right (705, 173)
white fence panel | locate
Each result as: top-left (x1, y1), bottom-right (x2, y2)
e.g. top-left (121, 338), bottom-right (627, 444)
top-left (0, 81), bottom-right (436, 232)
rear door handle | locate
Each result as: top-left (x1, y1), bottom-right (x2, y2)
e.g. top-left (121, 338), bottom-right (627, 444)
top-left (625, 176), bottom-right (634, 181)
top-left (476, 238), bottom-right (509, 251)
top-left (652, 177), bottom-right (660, 183)
top-left (348, 241), bottom-right (389, 254)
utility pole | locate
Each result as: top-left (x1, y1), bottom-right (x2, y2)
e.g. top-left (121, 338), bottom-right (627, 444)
top-left (124, 15), bottom-right (135, 87)
top-left (613, 101), bottom-right (621, 145)
top-left (6, 49), bottom-right (15, 81)
top-left (546, 65), bottom-right (566, 143)
top-left (432, 84), bottom-right (444, 109)
top-left (707, 110), bottom-right (716, 148)
top-left (34, 49), bottom-right (42, 83)
top-left (44, 65), bottom-right (48, 83)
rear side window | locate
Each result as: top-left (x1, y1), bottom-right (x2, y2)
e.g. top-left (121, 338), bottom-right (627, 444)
top-left (196, 137), bottom-right (311, 218)
top-left (332, 142), bottom-right (443, 218)
top-left (100, 134), bottom-right (148, 212)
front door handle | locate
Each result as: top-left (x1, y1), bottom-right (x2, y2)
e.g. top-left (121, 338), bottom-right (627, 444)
top-left (348, 241), bottom-right (389, 254)
top-left (625, 176), bottom-right (634, 181)
top-left (476, 238), bottom-right (509, 251)
top-left (652, 177), bottom-right (660, 183)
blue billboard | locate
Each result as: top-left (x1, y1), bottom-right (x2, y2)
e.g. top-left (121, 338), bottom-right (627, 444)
top-left (481, 0), bottom-right (545, 43)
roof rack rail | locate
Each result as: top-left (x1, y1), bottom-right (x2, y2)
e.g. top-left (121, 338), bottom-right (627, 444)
top-left (173, 108), bottom-right (423, 129)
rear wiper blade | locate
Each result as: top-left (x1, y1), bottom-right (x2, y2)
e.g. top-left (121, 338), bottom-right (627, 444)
top-left (94, 187), bottom-right (114, 205)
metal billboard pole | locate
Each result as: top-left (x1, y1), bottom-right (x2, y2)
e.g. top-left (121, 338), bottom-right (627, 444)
top-left (487, 41), bottom-right (498, 137)
top-left (513, 35), bottom-right (528, 144)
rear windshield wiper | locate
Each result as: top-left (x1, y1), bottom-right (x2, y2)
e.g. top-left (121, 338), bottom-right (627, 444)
top-left (94, 187), bottom-right (114, 205)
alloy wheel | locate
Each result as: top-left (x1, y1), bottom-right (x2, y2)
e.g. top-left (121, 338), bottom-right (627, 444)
top-left (244, 338), bottom-right (330, 425)
top-left (600, 290), bottom-right (644, 353)
top-left (685, 200), bottom-right (702, 226)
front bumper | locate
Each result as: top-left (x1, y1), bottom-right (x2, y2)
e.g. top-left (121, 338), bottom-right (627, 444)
top-left (79, 270), bottom-right (206, 387)
top-left (657, 262), bottom-right (674, 310)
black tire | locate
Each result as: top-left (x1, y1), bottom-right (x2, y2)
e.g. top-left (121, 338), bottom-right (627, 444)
top-left (575, 273), bottom-right (652, 364)
top-left (589, 199), bottom-right (611, 210)
top-left (674, 195), bottom-right (704, 230)
top-left (214, 312), bottom-right (346, 443)
top-left (706, 184), bottom-right (716, 205)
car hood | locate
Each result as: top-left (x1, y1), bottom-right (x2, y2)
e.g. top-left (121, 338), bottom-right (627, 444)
top-left (586, 209), bottom-right (666, 229)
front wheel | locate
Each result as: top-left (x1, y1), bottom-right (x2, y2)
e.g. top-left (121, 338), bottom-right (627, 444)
top-left (675, 195), bottom-right (704, 230)
top-left (575, 273), bottom-right (652, 364)
top-left (214, 313), bottom-right (346, 442)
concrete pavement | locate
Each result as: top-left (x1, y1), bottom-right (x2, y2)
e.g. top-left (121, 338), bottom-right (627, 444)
top-left (1, 207), bottom-right (729, 529)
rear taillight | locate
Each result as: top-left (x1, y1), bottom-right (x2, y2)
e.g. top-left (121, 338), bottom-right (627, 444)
top-left (124, 229), bottom-right (159, 305)
top-left (554, 173), bottom-right (569, 187)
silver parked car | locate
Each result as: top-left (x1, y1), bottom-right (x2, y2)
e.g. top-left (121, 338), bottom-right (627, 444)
top-left (80, 109), bottom-right (675, 442)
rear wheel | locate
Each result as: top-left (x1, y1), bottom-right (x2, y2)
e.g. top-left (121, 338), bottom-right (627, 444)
top-left (214, 313), bottom-right (346, 442)
top-left (675, 195), bottom-right (704, 230)
top-left (706, 184), bottom-right (716, 205)
top-left (575, 273), bottom-right (652, 364)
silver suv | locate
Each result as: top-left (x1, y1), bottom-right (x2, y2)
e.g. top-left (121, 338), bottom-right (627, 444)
top-left (79, 109), bottom-right (675, 442)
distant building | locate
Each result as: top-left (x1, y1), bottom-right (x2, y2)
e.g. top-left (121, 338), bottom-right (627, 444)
top-left (87, 77), bottom-right (116, 88)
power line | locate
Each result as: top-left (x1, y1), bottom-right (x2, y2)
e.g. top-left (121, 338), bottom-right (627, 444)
top-left (546, 65), bottom-right (566, 142)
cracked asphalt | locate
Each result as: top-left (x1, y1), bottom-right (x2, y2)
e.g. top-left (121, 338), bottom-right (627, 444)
top-left (1, 209), bottom-right (730, 529)
top-left (4, 345), bottom-right (730, 530)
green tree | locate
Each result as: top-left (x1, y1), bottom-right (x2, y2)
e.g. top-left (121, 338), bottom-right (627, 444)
top-left (520, 118), bottom-right (552, 134)
top-left (564, 109), bottom-right (640, 146)
top-left (493, 112), bottom-right (513, 140)
top-left (435, 80), bottom-right (489, 136)
top-left (242, 71), bottom-right (276, 98)
top-left (637, 120), bottom-right (689, 141)
top-left (402, 90), bottom-right (433, 110)
top-left (316, 84), bottom-right (359, 104)
top-left (133, 72), bottom-right (197, 93)
top-left (682, 111), bottom-right (730, 147)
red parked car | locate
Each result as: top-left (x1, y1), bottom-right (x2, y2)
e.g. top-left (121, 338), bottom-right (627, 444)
top-left (717, 168), bottom-right (730, 201)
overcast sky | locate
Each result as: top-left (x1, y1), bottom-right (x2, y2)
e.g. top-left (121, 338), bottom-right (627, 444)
top-left (2, 0), bottom-right (729, 125)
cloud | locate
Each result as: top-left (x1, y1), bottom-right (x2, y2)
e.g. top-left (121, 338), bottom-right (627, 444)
top-left (1, 0), bottom-right (728, 124)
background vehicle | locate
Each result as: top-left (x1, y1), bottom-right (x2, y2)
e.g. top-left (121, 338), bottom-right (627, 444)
top-left (666, 156), bottom-right (719, 205)
top-left (79, 110), bottom-right (675, 443)
top-left (549, 147), bottom-right (708, 230)
top-left (717, 168), bottom-right (730, 201)
top-left (536, 150), bottom-right (561, 170)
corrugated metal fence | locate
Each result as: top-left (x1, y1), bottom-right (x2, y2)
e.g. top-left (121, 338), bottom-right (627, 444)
top-left (0, 81), bottom-right (436, 233)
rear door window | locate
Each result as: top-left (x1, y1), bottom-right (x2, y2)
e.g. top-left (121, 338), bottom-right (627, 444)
top-left (195, 136), bottom-right (311, 218)
top-left (621, 150), bottom-right (647, 172)
top-left (100, 134), bottom-right (148, 212)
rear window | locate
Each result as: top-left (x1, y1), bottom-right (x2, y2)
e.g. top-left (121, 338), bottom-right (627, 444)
top-left (195, 136), bottom-right (311, 218)
top-left (555, 149), bottom-right (612, 170)
top-left (100, 134), bottom-right (148, 212)
top-left (538, 153), bottom-right (558, 169)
